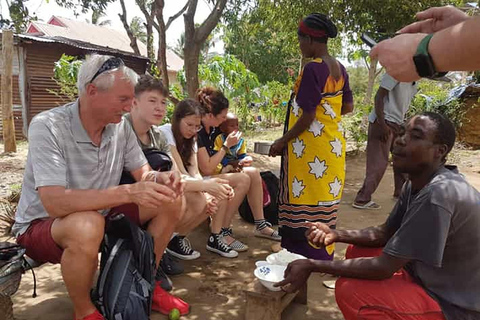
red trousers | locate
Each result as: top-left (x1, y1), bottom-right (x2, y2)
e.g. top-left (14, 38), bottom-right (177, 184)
top-left (335, 246), bottom-right (446, 320)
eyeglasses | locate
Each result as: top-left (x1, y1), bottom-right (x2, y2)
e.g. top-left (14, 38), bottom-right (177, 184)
top-left (89, 57), bottom-right (125, 83)
top-left (182, 120), bottom-right (203, 132)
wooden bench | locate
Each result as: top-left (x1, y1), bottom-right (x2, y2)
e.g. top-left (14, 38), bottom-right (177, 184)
top-left (244, 280), bottom-right (307, 320)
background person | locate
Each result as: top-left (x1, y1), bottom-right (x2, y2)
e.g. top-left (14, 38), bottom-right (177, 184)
top-left (353, 73), bottom-right (417, 209)
top-left (269, 13), bottom-right (353, 260)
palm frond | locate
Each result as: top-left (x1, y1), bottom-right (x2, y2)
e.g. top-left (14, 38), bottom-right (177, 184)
top-left (0, 203), bottom-right (16, 239)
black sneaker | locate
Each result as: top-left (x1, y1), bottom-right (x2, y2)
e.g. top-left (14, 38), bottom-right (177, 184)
top-left (155, 265), bottom-right (173, 292)
top-left (160, 251), bottom-right (184, 276)
top-left (206, 234), bottom-right (238, 258)
top-left (166, 235), bottom-right (201, 260)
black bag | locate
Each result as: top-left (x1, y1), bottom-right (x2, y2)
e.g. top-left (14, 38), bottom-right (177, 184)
top-left (120, 148), bottom-right (173, 185)
top-left (92, 214), bottom-right (156, 320)
top-left (239, 171), bottom-right (279, 225)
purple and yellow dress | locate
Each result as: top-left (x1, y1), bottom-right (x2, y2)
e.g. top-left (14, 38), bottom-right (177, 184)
top-left (279, 58), bottom-right (353, 260)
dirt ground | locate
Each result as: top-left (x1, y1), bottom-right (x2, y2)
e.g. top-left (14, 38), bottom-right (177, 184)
top-left (1, 142), bottom-right (480, 320)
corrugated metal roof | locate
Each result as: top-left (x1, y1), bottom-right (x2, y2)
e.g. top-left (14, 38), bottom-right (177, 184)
top-left (24, 16), bottom-right (184, 71)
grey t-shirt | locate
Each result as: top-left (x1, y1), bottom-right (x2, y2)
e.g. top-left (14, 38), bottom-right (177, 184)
top-left (123, 113), bottom-right (171, 156)
top-left (384, 166), bottom-right (480, 320)
top-left (13, 101), bottom-right (147, 236)
top-left (369, 73), bottom-right (418, 124)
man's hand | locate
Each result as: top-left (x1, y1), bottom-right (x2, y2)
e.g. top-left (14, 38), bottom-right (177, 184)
top-left (128, 181), bottom-right (178, 208)
top-left (274, 259), bottom-right (314, 293)
top-left (375, 120), bottom-right (391, 142)
top-left (399, 6), bottom-right (469, 34)
top-left (305, 222), bottom-right (338, 248)
top-left (269, 138), bottom-right (286, 157)
top-left (370, 33), bottom-right (426, 82)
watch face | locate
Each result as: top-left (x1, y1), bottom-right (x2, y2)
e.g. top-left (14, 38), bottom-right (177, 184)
top-left (413, 54), bottom-right (435, 78)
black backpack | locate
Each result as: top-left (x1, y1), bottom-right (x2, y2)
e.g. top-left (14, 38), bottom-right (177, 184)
top-left (239, 171), bottom-right (279, 225)
top-left (120, 148), bottom-right (173, 185)
top-left (92, 214), bottom-right (156, 320)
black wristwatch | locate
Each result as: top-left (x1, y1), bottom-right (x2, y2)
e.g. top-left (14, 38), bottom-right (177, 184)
top-left (413, 34), bottom-right (447, 79)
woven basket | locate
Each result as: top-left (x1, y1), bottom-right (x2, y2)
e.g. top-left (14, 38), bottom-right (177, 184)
top-left (0, 267), bottom-right (22, 296)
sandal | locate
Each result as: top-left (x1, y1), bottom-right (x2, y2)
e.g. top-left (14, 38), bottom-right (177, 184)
top-left (222, 237), bottom-right (249, 252)
top-left (352, 201), bottom-right (381, 210)
top-left (254, 228), bottom-right (281, 241)
top-left (221, 228), bottom-right (249, 252)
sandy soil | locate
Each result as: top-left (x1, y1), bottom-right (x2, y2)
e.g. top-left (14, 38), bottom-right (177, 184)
top-left (1, 142), bottom-right (480, 320)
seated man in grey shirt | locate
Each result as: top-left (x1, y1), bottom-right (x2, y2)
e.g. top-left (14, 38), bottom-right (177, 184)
top-left (275, 112), bottom-right (480, 320)
top-left (13, 54), bottom-right (187, 320)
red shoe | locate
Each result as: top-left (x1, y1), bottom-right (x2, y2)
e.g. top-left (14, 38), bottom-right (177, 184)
top-left (75, 310), bottom-right (104, 320)
top-left (152, 282), bottom-right (190, 316)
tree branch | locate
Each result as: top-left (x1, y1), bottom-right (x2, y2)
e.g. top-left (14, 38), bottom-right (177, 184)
top-left (119, 0), bottom-right (140, 55)
top-left (137, 0), bottom-right (161, 34)
top-left (166, 1), bottom-right (189, 30)
top-left (195, 0), bottom-right (227, 44)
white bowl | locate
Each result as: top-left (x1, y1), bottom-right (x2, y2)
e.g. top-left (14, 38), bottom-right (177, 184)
top-left (254, 264), bottom-right (286, 291)
top-left (255, 260), bottom-right (269, 268)
top-left (266, 249), bottom-right (307, 266)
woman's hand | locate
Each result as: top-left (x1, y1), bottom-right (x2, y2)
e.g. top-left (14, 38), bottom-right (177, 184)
top-left (225, 131), bottom-right (242, 148)
top-left (269, 138), bottom-right (286, 157)
top-left (204, 178), bottom-right (234, 200)
top-left (205, 193), bottom-right (218, 216)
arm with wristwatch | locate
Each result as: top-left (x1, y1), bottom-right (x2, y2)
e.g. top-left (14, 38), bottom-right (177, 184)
top-left (370, 6), bottom-right (479, 82)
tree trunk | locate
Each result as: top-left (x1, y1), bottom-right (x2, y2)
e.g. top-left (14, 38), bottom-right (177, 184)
top-left (155, 0), bottom-right (169, 89)
top-left (364, 58), bottom-right (378, 105)
top-left (119, 0), bottom-right (140, 55)
top-left (184, 45), bottom-right (201, 97)
top-left (2, 30), bottom-right (16, 153)
top-left (183, 0), bottom-right (227, 97)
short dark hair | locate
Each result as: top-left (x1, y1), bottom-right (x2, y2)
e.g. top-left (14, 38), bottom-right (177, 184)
top-left (135, 74), bottom-right (169, 97)
top-left (422, 111), bottom-right (456, 156)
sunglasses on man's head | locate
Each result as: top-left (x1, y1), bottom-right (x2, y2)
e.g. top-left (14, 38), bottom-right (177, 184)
top-left (89, 57), bottom-right (125, 83)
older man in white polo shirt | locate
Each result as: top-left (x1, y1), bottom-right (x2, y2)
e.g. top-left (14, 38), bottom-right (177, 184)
top-left (13, 54), bottom-right (186, 320)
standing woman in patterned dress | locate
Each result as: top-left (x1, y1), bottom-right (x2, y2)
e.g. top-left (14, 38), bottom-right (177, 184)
top-left (269, 13), bottom-right (353, 260)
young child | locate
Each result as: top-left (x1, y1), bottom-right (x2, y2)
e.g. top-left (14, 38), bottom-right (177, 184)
top-left (213, 112), bottom-right (253, 173)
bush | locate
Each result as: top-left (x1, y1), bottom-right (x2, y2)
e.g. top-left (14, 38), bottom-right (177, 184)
top-left (408, 79), bottom-right (464, 128)
top-left (342, 100), bottom-right (371, 151)
top-left (48, 54), bottom-right (81, 103)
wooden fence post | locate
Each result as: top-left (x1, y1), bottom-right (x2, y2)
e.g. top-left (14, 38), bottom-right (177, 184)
top-left (1, 29), bottom-right (16, 153)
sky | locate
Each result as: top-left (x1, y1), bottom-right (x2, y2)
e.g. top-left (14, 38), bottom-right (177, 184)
top-left (0, 0), bottom-right (216, 48)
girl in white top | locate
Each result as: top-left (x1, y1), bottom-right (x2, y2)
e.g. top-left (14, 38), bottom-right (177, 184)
top-left (160, 99), bottom-right (239, 258)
